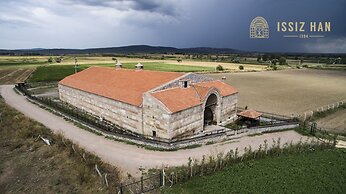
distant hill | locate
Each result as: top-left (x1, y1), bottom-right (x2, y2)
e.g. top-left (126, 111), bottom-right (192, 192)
top-left (0, 45), bottom-right (245, 55)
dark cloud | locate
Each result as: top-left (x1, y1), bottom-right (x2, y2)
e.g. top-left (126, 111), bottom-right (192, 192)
top-left (0, 0), bottom-right (345, 53)
top-left (63, 0), bottom-right (178, 16)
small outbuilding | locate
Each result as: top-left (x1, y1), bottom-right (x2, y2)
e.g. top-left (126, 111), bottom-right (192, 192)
top-left (237, 109), bottom-right (262, 127)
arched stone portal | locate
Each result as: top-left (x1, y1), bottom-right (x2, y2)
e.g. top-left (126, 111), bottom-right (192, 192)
top-left (204, 93), bottom-right (218, 125)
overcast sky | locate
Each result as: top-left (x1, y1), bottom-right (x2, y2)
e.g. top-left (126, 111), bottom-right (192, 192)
top-left (0, 0), bottom-right (345, 53)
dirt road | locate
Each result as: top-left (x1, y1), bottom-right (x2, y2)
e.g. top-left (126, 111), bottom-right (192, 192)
top-left (0, 85), bottom-right (308, 177)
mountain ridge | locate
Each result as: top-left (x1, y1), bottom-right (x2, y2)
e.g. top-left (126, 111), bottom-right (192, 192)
top-left (0, 45), bottom-right (244, 55)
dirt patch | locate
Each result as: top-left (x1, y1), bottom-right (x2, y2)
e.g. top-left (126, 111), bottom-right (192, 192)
top-left (316, 109), bottom-right (346, 135)
top-left (208, 69), bottom-right (346, 115)
top-left (0, 69), bottom-right (35, 84)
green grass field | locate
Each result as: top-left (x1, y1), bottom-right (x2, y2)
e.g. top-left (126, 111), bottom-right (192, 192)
top-left (162, 149), bottom-right (346, 194)
top-left (0, 56), bottom-right (48, 68)
top-left (28, 62), bottom-right (214, 82)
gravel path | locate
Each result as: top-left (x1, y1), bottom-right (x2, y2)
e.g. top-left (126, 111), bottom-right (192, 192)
top-left (0, 85), bottom-right (308, 177)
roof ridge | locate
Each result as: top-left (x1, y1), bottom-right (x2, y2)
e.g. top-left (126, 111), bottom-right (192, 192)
top-left (190, 85), bottom-right (203, 101)
top-left (148, 73), bottom-right (191, 93)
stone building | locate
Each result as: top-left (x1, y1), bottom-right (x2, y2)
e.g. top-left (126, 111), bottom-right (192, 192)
top-left (58, 65), bottom-right (238, 140)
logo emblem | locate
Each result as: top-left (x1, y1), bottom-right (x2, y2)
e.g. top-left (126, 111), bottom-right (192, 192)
top-left (250, 16), bottom-right (269, 38)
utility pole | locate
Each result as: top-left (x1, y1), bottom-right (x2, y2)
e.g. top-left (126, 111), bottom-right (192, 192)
top-left (74, 57), bottom-right (79, 73)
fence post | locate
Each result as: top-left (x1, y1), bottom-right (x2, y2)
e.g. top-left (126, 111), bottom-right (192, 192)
top-left (120, 183), bottom-right (123, 194)
top-left (141, 176), bottom-right (144, 193)
top-left (104, 173), bottom-right (109, 187)
top-left (160, 170), bottom-right (165, 187)
top-left (303, 112), bottom-right (306, 121)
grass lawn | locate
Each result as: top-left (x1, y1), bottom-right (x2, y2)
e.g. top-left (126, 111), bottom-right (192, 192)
top-left (162, 149), bottom-right (346, 194)
top-left (28, 65), bottom-right (88, 82)
top-left (28, 62), bottom-right (214, 82)
top-left (0, 96), bottom-right (120, 193)
top-left (119, 62), bottom-right (214, 72)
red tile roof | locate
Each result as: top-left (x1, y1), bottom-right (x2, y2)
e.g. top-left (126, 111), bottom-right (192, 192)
top-left (237, 110), bottom-right (262, 119)
top-left (152, 81), bottom-right (237, 113)
top-left (59, 66), bottom-right (184, 106)
top-left (194, 80), bottom-right (237, 97)
top-left (151, 87), bottom-right (202, 113)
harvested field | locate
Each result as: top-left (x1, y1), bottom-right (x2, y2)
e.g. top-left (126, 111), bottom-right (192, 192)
top-left (209, 69), bottom-right (346, 116)
top-left (316, 109), bottom-right (346, 135)
top-left (0, 68), bottom-right (35, 85)
top-left (57, 57), bottom-right (268, 71)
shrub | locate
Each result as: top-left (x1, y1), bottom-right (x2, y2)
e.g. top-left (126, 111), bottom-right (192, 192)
top-left (216, 65), bottom-right (224, 71)
top-left (278, 57), bottom-right (287, 65)
top-left (239, 65), bottom-right (244, 70)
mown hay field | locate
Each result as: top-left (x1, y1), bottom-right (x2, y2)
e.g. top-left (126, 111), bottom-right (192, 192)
top-left (316, 109), bottom-right (346, 135)
top-left (27, 62), bottom-right (215, 82)
top-left (0, 68), bottom-right (35, 84)
top-left (0, 56), bottom-right (269, 71)
top-left (209, 69), bottom-right (346, 116)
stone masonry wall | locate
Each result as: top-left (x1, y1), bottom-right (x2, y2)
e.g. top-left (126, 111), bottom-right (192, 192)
top-left (169, 105), bottom-right (204, 139)
top-left (59, 85), bottom-right (143, 133)
top-left (142, 93), bottom-right (171, 139)
top-left (220, 94), bottom-right (238, 125)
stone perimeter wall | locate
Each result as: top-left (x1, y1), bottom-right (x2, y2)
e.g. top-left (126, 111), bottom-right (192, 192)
top-left (59, 84), bottom-right (143, 134)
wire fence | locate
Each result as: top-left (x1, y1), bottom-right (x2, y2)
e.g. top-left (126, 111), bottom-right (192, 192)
top-left (14, 83), bottom-right (301, 150)
top-left (297, 100), bottom-right (345, 121)
top-left (118, 173), bottom-right (163, 194)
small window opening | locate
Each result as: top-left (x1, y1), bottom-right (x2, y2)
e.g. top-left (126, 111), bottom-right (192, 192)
top-left (183, 81), bottom-right (188, 88)
top-left (152, 130), bottom-right (157, 137)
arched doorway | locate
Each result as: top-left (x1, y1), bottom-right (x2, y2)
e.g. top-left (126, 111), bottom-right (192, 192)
top-left (204, 93), bottom-right (218, 125)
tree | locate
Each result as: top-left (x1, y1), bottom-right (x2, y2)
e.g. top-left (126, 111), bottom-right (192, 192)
top-left (48, 57), bottom-right (53, 63)
top-left (300, 59), bottom-right (304, 65)
top-left (278, 57), bottom-right (287, 65)
top-left (55, 57), bottom-right (62, 63)
top-left (216, 65), bottom-right (224, 71)
top-left (262, 55), bottom-right (269, 61)
top-left (257, 55), bottom-right (262, 62)
top-left (239, 65), bottom-right (244, 70)
top-left (271, 59), bottom-right (278, 65)
top-left (177, 59), bottom-right (182, 63)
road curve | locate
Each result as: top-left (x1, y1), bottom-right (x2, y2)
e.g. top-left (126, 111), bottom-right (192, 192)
top-left (0, 85), bottom-right (308, 177)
